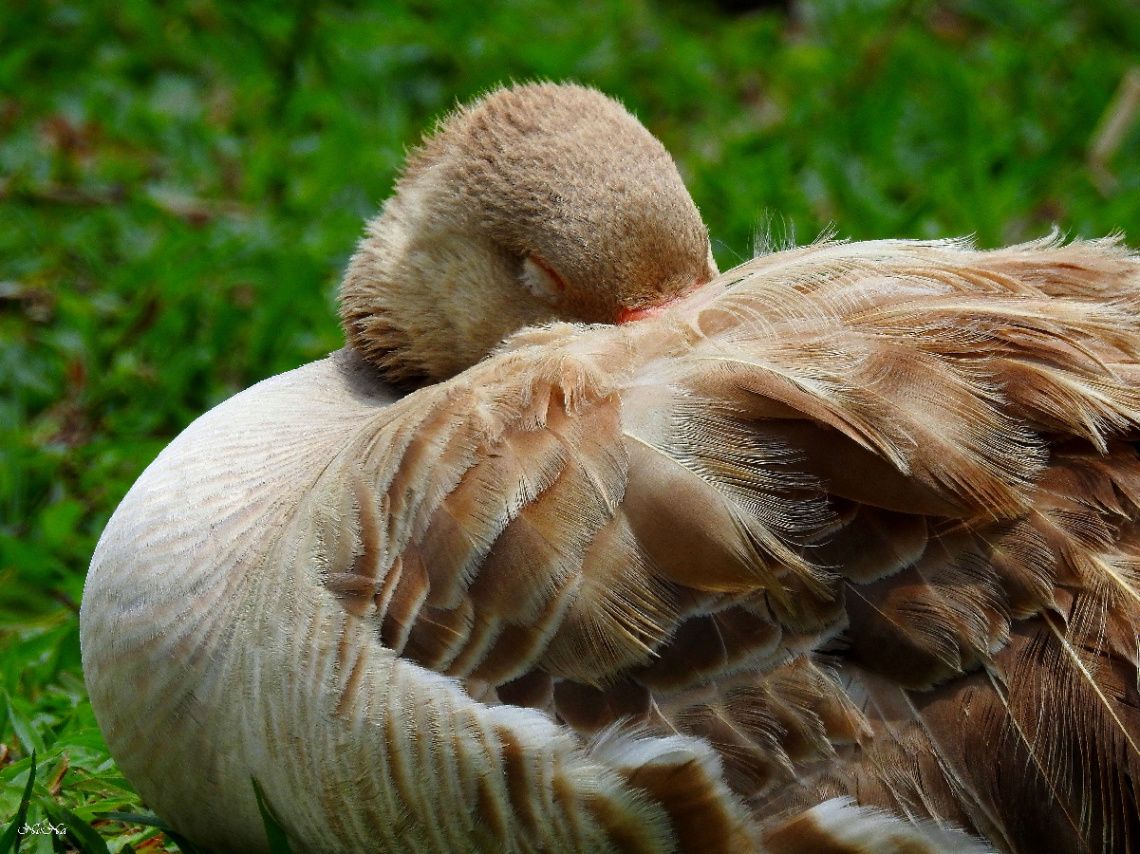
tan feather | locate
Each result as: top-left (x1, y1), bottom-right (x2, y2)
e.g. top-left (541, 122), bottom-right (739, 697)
top-left (81, 83), bottom-right (1140, 854)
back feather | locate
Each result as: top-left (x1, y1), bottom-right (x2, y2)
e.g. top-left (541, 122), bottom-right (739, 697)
top-left (347, 235), bottom-right (1140, 853)
top-left (84, 236), bottom-right (1140, 853)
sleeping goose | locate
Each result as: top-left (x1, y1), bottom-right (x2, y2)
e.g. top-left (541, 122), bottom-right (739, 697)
top-left (81, 82), bottom-right (1140, 854)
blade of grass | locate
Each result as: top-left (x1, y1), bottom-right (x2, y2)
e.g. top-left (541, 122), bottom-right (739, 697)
top-left (251, 777), bottom-right (293, 854)
top-left (0, 748), bottom-right (36, 854)
top-left (93, 812), bottom-right (209, 854)
top-left (93, 813), bottom-right (171, 830)
top-left (3, 693), bottom-right (46, 756)
top-left (164, 830), bottom-right (211, 854)
top-left (42, 803), bottom-right (110, 854)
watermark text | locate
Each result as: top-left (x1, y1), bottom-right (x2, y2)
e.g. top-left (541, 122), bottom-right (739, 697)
top-left (17, 819), bottom-right (65, 836)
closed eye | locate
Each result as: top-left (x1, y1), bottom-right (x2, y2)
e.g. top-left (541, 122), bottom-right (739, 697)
top-left (522, 254), bottom-right (568, 305)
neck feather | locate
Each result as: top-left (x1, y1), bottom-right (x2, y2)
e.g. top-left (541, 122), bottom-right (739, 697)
top-left (340, 207), bottom-right (566, 384)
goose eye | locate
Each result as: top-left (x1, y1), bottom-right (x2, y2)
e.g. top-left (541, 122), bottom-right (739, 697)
top-left (616, 277), bottom-right (710, 324)
top-left (522, 254), bottom-right (567, 305)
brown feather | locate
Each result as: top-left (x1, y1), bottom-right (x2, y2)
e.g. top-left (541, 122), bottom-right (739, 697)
top-left (85, 233), bottom-right (1140, 853)
top-left (353, 238), bottom-right (1140, 851)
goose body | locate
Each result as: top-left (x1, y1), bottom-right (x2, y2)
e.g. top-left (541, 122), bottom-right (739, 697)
top-left (81, 84), bottom-right (1140, 854)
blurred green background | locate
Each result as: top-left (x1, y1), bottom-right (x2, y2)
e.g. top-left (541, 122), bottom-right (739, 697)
top-left (2, 0), bottom-right (1139, 848)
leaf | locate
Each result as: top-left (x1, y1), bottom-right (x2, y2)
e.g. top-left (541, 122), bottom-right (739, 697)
top-left (0, 748), bottom-right (36, 854)
top-left (251, 777), bottom-right (293, 854)
top-left (92, 813), bottom-right (171, 832)
top-left (164, 831), bottom-right (211, 854)
top-left (42, 803), bottom-right (110, 854)
top-left (3, 693), bottom-right (46, 756)
top-left (94, 812), bottom-right (209, 854)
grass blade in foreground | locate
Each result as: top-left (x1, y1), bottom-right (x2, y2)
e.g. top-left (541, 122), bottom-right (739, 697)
top-left (0, 749), bottom-right (36, 854)
top-left (42, 803), bottom-right (110, 854)
top-left (252, 778), bottom-right (294, 854)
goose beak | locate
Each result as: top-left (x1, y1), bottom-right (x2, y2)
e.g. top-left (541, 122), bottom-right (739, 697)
top-left (616, 278), bottom-right (709, 324)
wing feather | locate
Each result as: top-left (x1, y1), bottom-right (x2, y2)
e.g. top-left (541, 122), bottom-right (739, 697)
top-left (87, 237), bottom-right (1140, 853)
top-left (354, 237), bottom-right (1140, 852)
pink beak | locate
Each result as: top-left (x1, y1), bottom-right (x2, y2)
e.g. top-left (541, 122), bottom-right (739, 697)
top-left (616, 278), bottom-right (708, 324)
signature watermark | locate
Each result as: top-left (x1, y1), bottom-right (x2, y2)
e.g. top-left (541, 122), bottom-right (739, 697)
top-left (17, 819), bottom-right (65, 836)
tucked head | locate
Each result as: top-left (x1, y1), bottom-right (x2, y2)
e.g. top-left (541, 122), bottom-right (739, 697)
top-left (340, 82), bottom-right (716, 384)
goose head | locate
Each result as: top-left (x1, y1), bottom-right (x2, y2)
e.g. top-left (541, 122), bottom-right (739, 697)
top-left (339, 82), bottom-right (717, 384)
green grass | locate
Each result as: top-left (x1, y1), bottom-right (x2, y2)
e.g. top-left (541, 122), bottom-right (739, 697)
top-left (2, 0), bottom-right (1140, 848)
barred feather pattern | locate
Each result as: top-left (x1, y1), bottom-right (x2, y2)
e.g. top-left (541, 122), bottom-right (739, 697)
top-left (82, 236), bottom-right (1140, 853)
